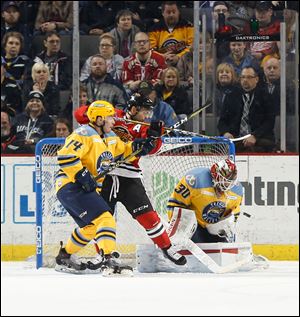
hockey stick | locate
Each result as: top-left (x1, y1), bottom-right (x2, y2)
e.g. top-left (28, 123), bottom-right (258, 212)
top-left (167, 208), bottom-right (251, 274)
top-left (94, 100), bottom-right (212, 181)
top-left (184, 239), bottom-right (252, 274)
top-left (116, 117), bottom-right (251, 142)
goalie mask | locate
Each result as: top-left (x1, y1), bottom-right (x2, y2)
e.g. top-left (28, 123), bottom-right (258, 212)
top-left (210, 159), bottom-right (237, 192)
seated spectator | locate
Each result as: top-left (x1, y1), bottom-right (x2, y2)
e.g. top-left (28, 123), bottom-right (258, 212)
top-left (1, 1), bottom-right (32, 55)
top-left (80, 33), bottom-right (124, 82)
top-left (249, 1), bottom-right (280, 63)
top-left (22, 63), bottom-right (60, 117)
top-left (79, 1), bottom-right (118, 35)
top-left (122, 32), bottom-right (167, 94)
top-left (33, 31), bottom-right (72, 90)
top-left (177, 32), bottom-right (213, 87)
top-left (223, 41), bottom-right (260, 76)
top-left (211, 1), bottom-right (230, 33)
top-left (109, 9), bottom-right (140, 58)
top-left (137, 80), bottom-right (178, 128)
top-left (260, 57), bottom-right (293, 116)
top-left (155, 67), bottom-right (191, 116)
top-left (149, 1), bottom-right (194, 66)
top-left (34, 1), bottom-right (73, 35)
top-left (12, 91), bottom-right (54, 153)
top-left (82, 54), bottom-right (128, 105)
top-left (1, 59), bottom-right (22, 114)
top-left (47, 117), bottom-right (72, 138)
top-left (15, 1), bottom-right (40, 34)
top-left (218, 66), bottom-right (276, 153)
top-left (2, 31), bottom-right (30, 85)
top-left (1, 104), bottom-right (32, 154)
top-left (212, 1), bottom-right (251, 36)
top-left (215, 63), bottom-right (239, 115)
top-left (115, 1), bottom-right (162, 32)
top-left (261, 57), bottom-right (280, 115)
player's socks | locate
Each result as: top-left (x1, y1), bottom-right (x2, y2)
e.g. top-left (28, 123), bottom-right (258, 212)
top-left (136, 211), bottom-right (171, 248)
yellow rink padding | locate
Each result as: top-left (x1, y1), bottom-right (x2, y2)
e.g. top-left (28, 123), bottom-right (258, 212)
top-left (1, 244), bottom-right (299, 261)
top-left (252, 244), bottom-right (299, 261)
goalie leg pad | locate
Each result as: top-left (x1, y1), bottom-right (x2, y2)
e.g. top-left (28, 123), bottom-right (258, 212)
top-left (167, 207), bottom-right (197, 242)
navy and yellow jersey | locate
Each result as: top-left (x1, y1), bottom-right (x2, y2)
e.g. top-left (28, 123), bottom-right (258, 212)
top-left (167, 167), bottom-right (243, 228)
top-left (148, 19), bottom-right (194, 57)
top-left (55, 124), bottom-right (134, 192)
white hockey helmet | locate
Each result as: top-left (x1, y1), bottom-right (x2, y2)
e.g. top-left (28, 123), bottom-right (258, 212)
top-left (210, 159), bottom-right (237, 192)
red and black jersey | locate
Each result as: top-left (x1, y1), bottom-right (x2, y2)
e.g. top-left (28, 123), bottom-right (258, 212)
top-left (112, 108), bottom-right (162, 177)
top-left (121, 51), bottom-right (167, 85)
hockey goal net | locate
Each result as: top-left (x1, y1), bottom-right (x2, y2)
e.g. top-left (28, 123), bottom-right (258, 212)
top-left (35, 137), bottom-right (235, 268)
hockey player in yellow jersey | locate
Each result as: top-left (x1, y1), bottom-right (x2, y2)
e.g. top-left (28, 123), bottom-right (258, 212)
top-left (167, 159), bottom-right (243, 243)
top-left (55, 100), bottom-right (157, 275)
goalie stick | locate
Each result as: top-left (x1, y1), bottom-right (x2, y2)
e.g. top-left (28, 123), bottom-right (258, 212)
top-left (167, 208), bottom-right (253, 274)
top-left (115, 117), bottom-right (251, 143)
top-left (183, 239), bottom-right (253, 274)
top-left (94, 99), bottom-right (212, 181)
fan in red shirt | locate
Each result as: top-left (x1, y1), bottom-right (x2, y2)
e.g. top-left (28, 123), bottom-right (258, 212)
top-left (73, 94), bottom-right (186, 266)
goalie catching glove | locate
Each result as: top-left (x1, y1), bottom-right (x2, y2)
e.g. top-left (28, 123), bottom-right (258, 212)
top-left (75, 167), bottom-right (97, 192)
top-left (206, 213), bottom-right (236, 242)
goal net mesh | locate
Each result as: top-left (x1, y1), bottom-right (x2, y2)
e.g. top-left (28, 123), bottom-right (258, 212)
top-left (35, 137), bottom-right (234, 268)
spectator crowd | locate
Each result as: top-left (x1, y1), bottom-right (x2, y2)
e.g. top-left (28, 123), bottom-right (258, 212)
top-left (1, 1), bottom-right (298, 154)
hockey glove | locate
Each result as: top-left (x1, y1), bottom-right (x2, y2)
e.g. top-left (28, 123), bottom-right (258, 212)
top-left (147, 121), bottom-right (164, 138)
top-left (132, 138), bottom-right (156, 157)
top-left (75, 167), bottom-right (97, 192)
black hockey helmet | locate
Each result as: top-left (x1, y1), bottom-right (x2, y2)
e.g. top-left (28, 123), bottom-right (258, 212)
top-left (127, 93), bottom-right (154, 112)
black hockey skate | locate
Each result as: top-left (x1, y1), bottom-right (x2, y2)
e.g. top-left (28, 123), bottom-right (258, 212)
top-left (162, 244), bottom-right (187, 266)
top-left (55, 242), bottom-right (87, 273)
top-left (86, 250), bottom-right (133, 276)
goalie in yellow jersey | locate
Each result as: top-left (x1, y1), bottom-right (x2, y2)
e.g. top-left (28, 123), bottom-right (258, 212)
top-left (55, 100), bottom-right (158, 276)
top-left (167, 159), bottom-right (243, 244)
top-left (137, 159), bottom-right (268, 273)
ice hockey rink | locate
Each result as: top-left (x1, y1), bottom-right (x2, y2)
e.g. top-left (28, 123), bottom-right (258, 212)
top-left (1, 261), bottom-right (298, 316)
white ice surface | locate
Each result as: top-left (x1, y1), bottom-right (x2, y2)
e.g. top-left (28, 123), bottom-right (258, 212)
top-left (1, 261), bottom-right (299, 316)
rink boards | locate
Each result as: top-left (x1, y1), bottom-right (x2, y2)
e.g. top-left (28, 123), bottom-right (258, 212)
top-left (1, 154), bottom-right (299, 261)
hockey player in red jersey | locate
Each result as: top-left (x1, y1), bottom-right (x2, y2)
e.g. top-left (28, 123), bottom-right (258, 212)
top-left (74, 94), bottom-right (186, 266)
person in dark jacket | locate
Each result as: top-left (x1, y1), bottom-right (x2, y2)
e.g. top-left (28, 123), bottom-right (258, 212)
top-left (155, 66), bottom-right (191, 116)
top-left (33, 31), bottom-right (72, 90)
top-left (1, 1), bottom-right (33, 55)
top-left (22, 62), bottom-right (60, 117)
top-left (137, 80), bottom-right (178, 128)
top-left (1, 60), bottom-right (22, 114)
top-left (1, 103), bottom-right (32, 154)
top-left (218, 66), bottom-right (276, 153)
top-left (12, 90), bottom-right (53, 153)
